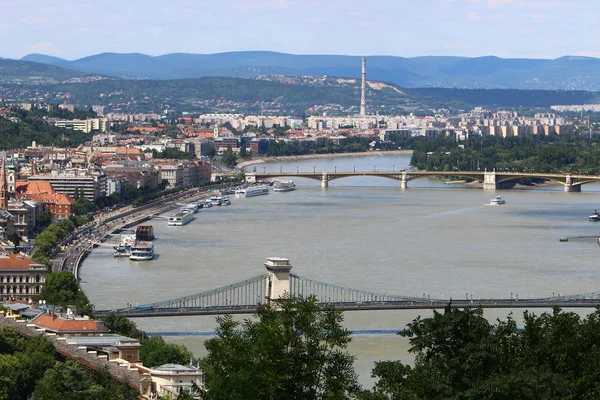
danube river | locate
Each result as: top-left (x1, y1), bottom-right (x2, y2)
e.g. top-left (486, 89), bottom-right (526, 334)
top-left (80, 154), bottom-right (600, 387)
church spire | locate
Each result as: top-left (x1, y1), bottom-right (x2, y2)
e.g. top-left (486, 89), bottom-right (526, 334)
top-left (0, 159), bottom-right (7, 209)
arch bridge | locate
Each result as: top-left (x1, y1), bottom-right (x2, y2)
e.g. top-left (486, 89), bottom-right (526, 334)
top-left (230, 170), bottom-right (600, 191)
top-left (93, 258), bottom-right (600, 318)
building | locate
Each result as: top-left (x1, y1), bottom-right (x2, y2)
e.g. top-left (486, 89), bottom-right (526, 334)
top-left (31, 309), bottom-right (110, 336)
top-left (7, 199), bottom-right (41, 240)
top-left (53, 118), bottom-right (109, 133)
top-left (28, 169), bottom-right (107, 201)
top-left (15, 181), bottom-right (74, 220)
top-left (0, 253), bottom-right (47, 302)
top-left (138, 364), bottom-right (204, 400)
top-left (158, 164), bottom-right (184, 187)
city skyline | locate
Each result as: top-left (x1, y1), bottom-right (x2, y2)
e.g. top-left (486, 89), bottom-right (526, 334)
top-left (2, 0), bottom-right (599, 61)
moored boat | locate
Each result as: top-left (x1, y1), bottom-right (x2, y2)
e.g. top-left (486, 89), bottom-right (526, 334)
top-left (168, 210), bottom-right (195, 226)
top-left (273, 180), bottom-right (296, 192)
top-left (181, 203), bottom-right (199, 213)
top-left (236, 186), bottom-right (269, 197)
top-left (129, 241), bottom-right (154, 261)
top-left (589, 210), bottom-right (600, 221)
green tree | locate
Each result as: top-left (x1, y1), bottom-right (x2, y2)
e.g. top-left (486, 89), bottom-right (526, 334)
top-left (139, 336), bottom-right (193, 368)
top-left (220, 148), bottom-right (238, 168)
top-left (36, 271), bottom-right (93, 315)
top-left (101, 312), bottom-right (146, 339)
top-left (35, 210), bottom-right (52, 231)
top-left (201, 296), bottom-right (359, 400)
top-left (30, 360), bottom-right (138, 400)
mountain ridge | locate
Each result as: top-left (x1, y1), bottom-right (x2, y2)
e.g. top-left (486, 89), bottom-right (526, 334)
top-left (16, 51), bottom-right (600, 91)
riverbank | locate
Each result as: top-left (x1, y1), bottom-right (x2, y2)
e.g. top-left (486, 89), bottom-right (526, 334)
top-left (237, 150), bottom-right (413, 169)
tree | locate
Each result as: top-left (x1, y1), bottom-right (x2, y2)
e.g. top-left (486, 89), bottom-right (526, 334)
top-left (35, 210), bottom-right (52, 232)
top-left (101, 312), bottom-right (146, 340)
top-left (201, 296), bottom-right (359, 400)
top-left (36, 271), bottom-right (93, 316)
top-left (361, 306), bottom-right (600, 400)
top-left (139, 336), bottom-right (193, 368)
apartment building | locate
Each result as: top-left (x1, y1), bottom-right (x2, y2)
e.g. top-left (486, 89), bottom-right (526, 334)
top-left (53, 118), bottom-right (109, 133)
top-left (28, 169), bottom-right (107, 201)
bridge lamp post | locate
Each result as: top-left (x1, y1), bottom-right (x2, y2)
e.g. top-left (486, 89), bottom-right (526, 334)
top-left (393, 164), bottom-right (396, 172)
top-left (296, 166), bottom-right (299, 174)
top-left (263, 166), bottom-right (266, 174)
top-left (313, 165), bottom-right (316, 173)
top-left (280, 167), bottom-right (282, 173)
top-left (374, 165), bottom-right (376, 172)
top-left (334, 166), bottom-right (337, 172)
top-left (353, 166), bottom-right (356, 172)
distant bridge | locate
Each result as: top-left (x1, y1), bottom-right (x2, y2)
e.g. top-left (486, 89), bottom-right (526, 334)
top-left (94, 258), bottom-right (600, 318)
top-left (214, 170), bottom-right (600, 191)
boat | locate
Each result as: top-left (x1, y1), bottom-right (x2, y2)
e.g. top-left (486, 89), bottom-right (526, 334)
top-left (136, 225), bottom-right (154, 241)
top-left (181, 203), bottom-right (199, 214)
top-left (129, 241), bottom-right (154, 261)
top-left (113, 233), bottom-right (137, 257)
top-left (489, 196), bottom-right (506, 205)
top-left (235, 186), bottom-right (269, 198)
top-left (273, 180), bottom-right (297, 192)
top-left (589, 210), bottom-right (600, 221)
top-left (203, 199), bottom-right (213, 208)
top-left (220, 197), bottom-right (231, 206)
top-left (168, 210), bottom-right (195, 226)
top-left (210, 196), bottom-right (223, 205)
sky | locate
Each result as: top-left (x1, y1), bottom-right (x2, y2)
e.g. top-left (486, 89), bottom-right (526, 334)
top-left (2, 0), bottom-right (599, 60)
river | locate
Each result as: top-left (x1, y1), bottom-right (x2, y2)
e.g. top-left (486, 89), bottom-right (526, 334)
top-left (79, 153), bottom-right (600, 388)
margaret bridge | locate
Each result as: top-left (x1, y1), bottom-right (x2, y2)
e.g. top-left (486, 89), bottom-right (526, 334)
top-left (93, 258), bottom-right (600, 318)
top-left (219, 169), bottom-right (600, 191)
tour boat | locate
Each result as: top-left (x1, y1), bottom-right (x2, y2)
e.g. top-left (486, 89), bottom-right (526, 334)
top-left (489, 196), bottom-right (506, 205)
top-left (235, 186), bottom-right (269, 197)
top-left (273, 180), bottom-right (297, 192)
top-left (220, 197), bottom-right (231, 206)
top-left (180, 203), bottom-right (199, 213)
top-left (203, 199), bottom-right (213, 208)
top-left (589, 210), bottom-right (600, 221)
top-left (129, 241), bottom-right (154, 261)
top-left (168, 210), bottom-right (195, 226)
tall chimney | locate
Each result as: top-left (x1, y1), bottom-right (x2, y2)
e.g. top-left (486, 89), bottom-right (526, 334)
top-left (360, 57), bottom-right (367, 117)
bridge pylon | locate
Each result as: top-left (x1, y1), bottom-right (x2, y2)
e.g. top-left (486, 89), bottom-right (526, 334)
top-left (483, 170), bottom-right (497, 190)
top-left (265, 257), bottom-right (293, 305)
top-left (321, 173), bottom-right (329, 188)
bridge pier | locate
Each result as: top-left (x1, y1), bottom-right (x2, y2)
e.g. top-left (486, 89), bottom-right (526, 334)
top-left (564, 175), bottom-right (581, 192)
top-left (265, 257), bottom-right (293, 304)
top-left (400, 172), bottom-right (407, 189)
top-left (483, 171), bottom-right (497, 191)
top-left (321, 173), bottom-right (329, 188)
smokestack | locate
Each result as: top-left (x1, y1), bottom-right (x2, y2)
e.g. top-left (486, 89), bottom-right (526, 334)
top-left (360, 57), bottom-right (367, 117)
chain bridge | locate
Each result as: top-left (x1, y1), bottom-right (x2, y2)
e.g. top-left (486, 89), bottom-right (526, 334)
top-left (228, 170), bottom-right (600, 191)
top-left (93, 258), bottom-right (600, 318)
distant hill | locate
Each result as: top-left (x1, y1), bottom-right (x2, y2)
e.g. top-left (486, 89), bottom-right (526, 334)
top-left (16, 51), bottom-right (600, 91)
top-left (0, 59), bottom-right (106, 84)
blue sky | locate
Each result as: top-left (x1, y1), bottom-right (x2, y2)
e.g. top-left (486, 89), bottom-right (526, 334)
top-left (2, 0), bottom-right (599, 60)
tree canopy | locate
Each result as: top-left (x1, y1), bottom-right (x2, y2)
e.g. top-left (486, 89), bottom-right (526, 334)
top-left (201, 296), bottom-right (359, 400)
top-left (361, 305), bottom-right (600, 400)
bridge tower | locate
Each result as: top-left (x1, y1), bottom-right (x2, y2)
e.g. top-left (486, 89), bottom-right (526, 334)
top-left (265, 257), bottom-right (293, 304)
top-left (400, 171), bottom-right (408, 189)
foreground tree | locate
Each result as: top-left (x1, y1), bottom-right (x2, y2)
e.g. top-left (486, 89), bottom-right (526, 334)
top-left (201, 296), bottom-right (359, 400)
top-left (361, 305), bottom-right (600, 400)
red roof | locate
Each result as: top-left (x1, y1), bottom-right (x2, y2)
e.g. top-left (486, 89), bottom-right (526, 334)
top-left (32, 314), bottom-right (109, 333)
top-left (0, 254), bottom-right (45, 269)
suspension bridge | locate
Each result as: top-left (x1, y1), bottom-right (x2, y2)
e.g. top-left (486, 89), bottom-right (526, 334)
top-left (93, 258), bottom-right (600, 318)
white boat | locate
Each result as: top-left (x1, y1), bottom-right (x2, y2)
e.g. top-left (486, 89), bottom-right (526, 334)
top-left (203, 199), bottom-right (213, 208)
top-left (210, 196), bottom-right (223, 205)
top-left (168, 210), bottom-right (195, 226)
top-left (589, 210), bottom-right (600, 221)
top-left (113, 233), bottom-right (136, 257)
top-left (220, 197), bottom-right (231, 206)
top-left (236, 186), bottom-right (269, 198)
top-left (181, 203), bottom-right (199, 213)
top-left (489, 196), bottom-right (506, 205)
top-left (273, 180), bottom-right (296, 192)
top-left (129, 241), bottom-right (154, 261)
